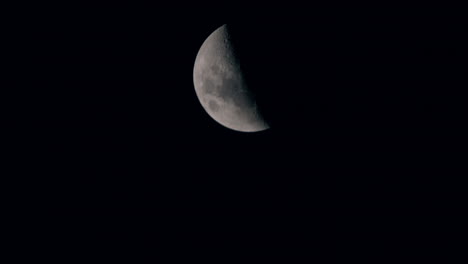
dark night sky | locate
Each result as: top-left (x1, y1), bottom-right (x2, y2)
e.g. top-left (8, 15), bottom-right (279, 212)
top-left (8, 4), bottom-right (466, 261)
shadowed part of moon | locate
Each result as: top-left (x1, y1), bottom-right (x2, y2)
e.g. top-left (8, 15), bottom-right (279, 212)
top-left (193, 24), bottom-right (269, 132)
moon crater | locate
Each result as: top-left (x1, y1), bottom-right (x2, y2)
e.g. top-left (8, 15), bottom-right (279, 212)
top-left (208, 100), bottom-right (220, 112)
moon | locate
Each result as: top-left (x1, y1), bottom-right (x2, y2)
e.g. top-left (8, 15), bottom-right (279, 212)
top-left (193, 24), bottom-right (269, 132)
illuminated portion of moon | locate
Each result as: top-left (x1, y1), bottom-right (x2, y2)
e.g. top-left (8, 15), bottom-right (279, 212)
top-left (193, 24), bottom-right (269, 132)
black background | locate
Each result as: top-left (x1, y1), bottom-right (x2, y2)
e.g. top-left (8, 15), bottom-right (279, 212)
top-left (7, 4), bottom-right (466, 262)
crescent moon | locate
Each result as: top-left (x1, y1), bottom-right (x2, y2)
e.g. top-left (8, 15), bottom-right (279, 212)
top-left (193, 24), bottom-right (269, 132)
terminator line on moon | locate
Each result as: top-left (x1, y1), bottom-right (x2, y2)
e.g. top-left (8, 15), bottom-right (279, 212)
top-left (193, 24), bottom-right (270, 132)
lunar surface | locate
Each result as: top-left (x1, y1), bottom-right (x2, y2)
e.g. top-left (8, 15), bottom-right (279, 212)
top-left (193, 24), bottom-right (269, 132)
